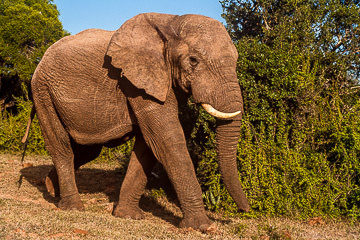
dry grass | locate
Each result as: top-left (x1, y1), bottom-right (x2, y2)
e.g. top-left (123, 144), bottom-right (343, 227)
top-left (0, 154), bottom-right (359, 239)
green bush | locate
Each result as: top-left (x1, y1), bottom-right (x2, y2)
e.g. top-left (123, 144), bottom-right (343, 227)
top-left (1, 0), bottom-right (68, 108)
top-left (189, 0), bottom-right (360, 220)
top-left (192, 95), bottom-right (360, 220)
top-left (0, 97), bottom-right (46, 154)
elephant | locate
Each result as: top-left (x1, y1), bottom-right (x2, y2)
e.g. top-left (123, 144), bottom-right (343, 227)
top-left (24, 12), bottom-right (250, 231)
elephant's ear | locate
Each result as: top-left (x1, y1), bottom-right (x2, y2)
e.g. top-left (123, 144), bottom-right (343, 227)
top-left (106, 13), bottom-right (175, 102)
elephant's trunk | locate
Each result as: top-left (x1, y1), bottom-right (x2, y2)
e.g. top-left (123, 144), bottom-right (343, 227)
top-left (216, 118), bottom-right (250, 212)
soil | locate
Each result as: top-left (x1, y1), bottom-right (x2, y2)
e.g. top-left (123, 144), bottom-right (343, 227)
top-left (0, 154), bottom-right (359, 239)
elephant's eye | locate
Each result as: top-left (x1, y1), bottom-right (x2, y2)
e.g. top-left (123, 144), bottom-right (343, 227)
top-left (189, 56), bottom-right (199, 67)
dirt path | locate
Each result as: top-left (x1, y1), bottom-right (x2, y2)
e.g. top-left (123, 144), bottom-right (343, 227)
top-left (0, 154), bottom-right (359, 239)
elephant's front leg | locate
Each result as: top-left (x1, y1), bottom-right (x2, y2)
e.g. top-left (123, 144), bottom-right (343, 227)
top-left (128, 93), bottom-right (213, 231)
top-left (114, 134), bottom-right (156, 219)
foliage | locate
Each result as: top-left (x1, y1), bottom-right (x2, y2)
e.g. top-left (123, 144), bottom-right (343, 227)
top-left (188, 0), bottom-right (360, 219)
top-left (0, 0), bottom-right (67, 108)
top-left (0, 96), bottom-right (46, 154)
top-left (95, 141), bottom-right (133, 164)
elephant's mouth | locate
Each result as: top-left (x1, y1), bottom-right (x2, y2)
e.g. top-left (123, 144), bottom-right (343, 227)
top-left (201, 103), bottom-right (241, 119)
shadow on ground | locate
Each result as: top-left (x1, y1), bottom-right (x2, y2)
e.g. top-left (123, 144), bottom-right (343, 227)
top-left (19, 163), bottom-right (181, 227)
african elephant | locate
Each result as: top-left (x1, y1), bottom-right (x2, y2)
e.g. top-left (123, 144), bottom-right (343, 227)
top-left (26, 13), bottom-right (250, 231)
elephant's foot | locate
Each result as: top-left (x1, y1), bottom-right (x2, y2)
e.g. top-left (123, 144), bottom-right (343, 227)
top-left (180, 213), bottom-right (216, 233)
top-left (113, 204), bottom-right (145, 220)
top-left (45, 167), bottom-right (60, 197)
top-left (58, 194), bottom-right (85, 211)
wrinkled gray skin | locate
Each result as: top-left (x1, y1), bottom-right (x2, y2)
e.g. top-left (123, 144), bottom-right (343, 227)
top-left (31, 13), bottom-right (250, 231)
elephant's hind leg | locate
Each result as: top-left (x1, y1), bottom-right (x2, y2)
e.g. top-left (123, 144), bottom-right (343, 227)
top-left (113, 134), bottom-right (156, 219)
top-left (33, 90), bottom-right (84, 211)
top-left (45, 142), bottom-right (102, 198)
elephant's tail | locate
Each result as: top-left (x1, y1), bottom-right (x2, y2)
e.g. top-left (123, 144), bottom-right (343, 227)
top-left (21, 105), bottom-right (36, 144)
top-left (20, 106), bottom-right (36, 162)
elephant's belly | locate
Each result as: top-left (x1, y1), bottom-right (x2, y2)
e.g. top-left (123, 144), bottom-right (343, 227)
top-left (69, 123), bottom-right (134, 146)
top-left (54, 93), bottom-right (133, 145)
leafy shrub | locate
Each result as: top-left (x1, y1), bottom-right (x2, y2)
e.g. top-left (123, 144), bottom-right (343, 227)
top-left (0, 97), bottom-right (46, 154)
top-left (190, 0), bottom-right (360, 220)
top-left (191, 96), bottom-right (360, 220)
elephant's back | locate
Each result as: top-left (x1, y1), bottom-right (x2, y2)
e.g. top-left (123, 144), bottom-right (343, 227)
top-left (35, 29), bottom-right (114, 81)
top-left (32, 28), bottom-right (118, 111)
top-left (51, 29), bottom-right (114, 56)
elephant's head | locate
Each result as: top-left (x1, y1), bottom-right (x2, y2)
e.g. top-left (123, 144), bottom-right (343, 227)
top-left (106, 13), bottom-right (250, 212)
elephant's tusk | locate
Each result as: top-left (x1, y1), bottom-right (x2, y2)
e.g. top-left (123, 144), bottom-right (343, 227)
top-left (201, 103), bottom-right (241, 119)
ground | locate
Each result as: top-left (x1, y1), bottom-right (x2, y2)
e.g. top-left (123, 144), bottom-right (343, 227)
top-left (0, 154), bottom-right (359, 239)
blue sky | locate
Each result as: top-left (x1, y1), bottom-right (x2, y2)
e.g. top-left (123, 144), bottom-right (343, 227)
top-left (53, 1), bottom-right (225, 34)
